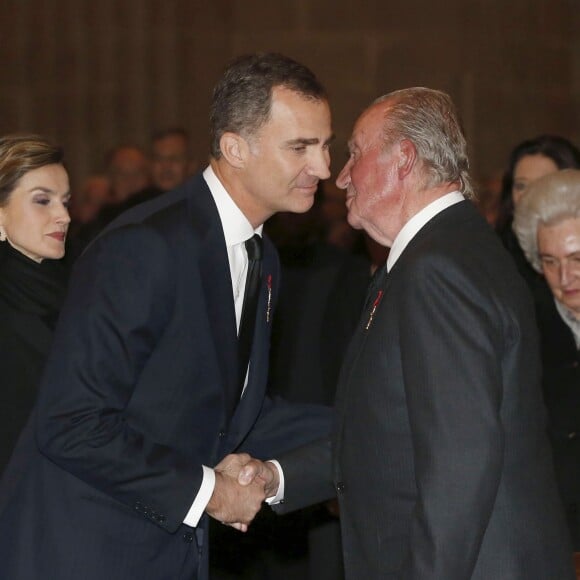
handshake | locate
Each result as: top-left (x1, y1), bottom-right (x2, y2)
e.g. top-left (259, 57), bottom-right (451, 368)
top-left (206, 453), bottom-right (280, 532)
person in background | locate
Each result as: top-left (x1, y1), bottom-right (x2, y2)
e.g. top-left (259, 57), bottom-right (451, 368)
top-left (65, 174), bottom-right (111, 254)
top-left (514, 168), bottom-right (580, 552)
top-left (474, 170), bottom-right (503, 227)
top-left (0, 134), bottom-right (70, 481)
top-left (69, 130), bottom-right (194, 263)
top-left (69, 174), bottom-right (111, 226)
top-left (496, 135), bottom-right (580, 287)
top-left (67, 174), bottom-right (111, 248)
top-left (106, 144), bottom-right (151, 203)
top-left (151, 127), bottom-right (196, 192)
top-left (69, 145), bottom-right (157, 257)
top-left (101, 128), bottom-right (195, 224)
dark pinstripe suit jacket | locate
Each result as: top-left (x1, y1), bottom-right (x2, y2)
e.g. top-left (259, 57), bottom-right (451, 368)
top-left (278, 201), bottom-right (575, 579)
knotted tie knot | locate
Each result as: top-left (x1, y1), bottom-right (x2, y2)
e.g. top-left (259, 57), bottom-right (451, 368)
top-left (245, 234), bottom-right (263, 262)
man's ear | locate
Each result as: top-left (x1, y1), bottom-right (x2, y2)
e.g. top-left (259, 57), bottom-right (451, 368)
top-left (219, 132), bottom-right (250, 169)
top-left (397, 139), bottom-right (417, 180)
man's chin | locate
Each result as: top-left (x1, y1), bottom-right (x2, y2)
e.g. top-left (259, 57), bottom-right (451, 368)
top-left (290, 194), bottom-right (316, 214)
top-left (346, 212), bottom-right (363, 230)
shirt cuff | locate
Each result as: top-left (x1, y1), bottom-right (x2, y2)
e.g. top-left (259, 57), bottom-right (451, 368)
top-left (265, 459), bottom-right (285, 504)
top-left (183, 465), bottom-right (215, 527)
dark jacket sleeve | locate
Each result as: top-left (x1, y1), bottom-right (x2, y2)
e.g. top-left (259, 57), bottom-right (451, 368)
top-left (271, 436), bottom-right (335, 513)
top-left (240, 394), bottom-right (332, 457)
top-left (36, 226), bottom-right (202, 533)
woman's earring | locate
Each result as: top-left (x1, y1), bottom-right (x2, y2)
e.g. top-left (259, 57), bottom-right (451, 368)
top-left (0, 228), bottom-right (6, 242)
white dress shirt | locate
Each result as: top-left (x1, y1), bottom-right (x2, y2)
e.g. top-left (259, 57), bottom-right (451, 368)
top-left (387, 191), bottom-right (464, 271)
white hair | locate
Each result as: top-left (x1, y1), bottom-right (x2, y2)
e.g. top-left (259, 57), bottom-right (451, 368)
top-left (513, 169), bottom-right (580, 271)
top-left (373, 87), bottom-right (474, 198)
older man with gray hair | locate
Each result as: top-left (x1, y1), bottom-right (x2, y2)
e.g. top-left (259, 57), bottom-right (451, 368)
top-left (243, 87), bottom-right (575, 579)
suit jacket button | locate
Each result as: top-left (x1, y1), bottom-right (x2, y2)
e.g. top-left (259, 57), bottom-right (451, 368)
top-left (218, 431), bottom-right (226, 439)
top-left (568, 432), bottom-right (577, 439)
top-left (183, 532), bottom-right (194, 543)
top-left (336, 482), bottom-right (345, 494)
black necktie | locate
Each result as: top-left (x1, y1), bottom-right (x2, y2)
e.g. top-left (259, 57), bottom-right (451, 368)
top-left (237, 234), bottom-right (263, 401)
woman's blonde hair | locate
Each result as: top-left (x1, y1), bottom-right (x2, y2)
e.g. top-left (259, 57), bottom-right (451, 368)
top-left (0, 134), bottom-right (64, 206)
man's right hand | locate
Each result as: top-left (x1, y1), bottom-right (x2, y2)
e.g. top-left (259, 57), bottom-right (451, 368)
top-left (205, 453), bottom-right (267, 532)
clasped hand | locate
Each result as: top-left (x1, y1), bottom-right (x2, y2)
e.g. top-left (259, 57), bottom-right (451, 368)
top-left (206, 453), bottom-right (280, 532)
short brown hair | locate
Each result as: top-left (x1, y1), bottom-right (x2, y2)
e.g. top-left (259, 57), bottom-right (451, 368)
top-left (209, 53), bottom-right (327, 159)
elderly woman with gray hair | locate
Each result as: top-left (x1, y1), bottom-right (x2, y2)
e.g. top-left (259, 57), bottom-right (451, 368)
top-left (514, 168), bottom-right (580, 551)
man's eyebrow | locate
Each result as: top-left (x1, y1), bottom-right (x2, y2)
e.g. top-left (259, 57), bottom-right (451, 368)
top-left (284, 138), bottom-right (321, 146)
top-left (284, 134), bottom-right (336, 147)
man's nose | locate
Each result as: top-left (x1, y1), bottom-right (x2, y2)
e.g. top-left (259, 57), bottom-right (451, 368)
top-left (336, 159), bottom-right (351, 190)
top-left (309, 148), bottom-right (331, 180)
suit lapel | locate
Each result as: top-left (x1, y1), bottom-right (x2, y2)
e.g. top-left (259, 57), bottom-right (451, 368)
top-left (334, 264), bottom-right (391, 452)
top-left (227, 239), bottom-right (278, 444)
top-left (188, 179), bottom-right (239, 421)
top-left (334, 202), bottom-right (475, 450)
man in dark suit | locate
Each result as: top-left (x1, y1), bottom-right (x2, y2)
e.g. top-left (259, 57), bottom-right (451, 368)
top-left (243, 88), bottom-right (575, 579)
top-left (0, 53), bottom-right (333, 580)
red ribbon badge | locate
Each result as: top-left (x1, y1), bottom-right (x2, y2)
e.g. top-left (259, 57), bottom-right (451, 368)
top-left (365, 290), bottom-right (384, 330)
top-left (266, 274), bottom-right (273, 323)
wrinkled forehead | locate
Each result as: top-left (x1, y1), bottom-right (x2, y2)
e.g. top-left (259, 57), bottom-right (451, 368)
top-left (350, 102), bottom-right (390, 148)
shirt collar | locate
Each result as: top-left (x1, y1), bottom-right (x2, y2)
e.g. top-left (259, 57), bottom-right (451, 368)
top-left (386, 191), bottom-right (464, 272)
top-left (203, 165), bottom-right (263, 247)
